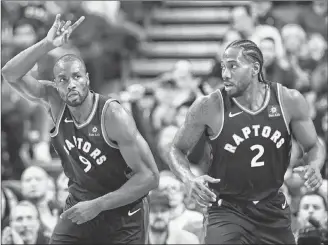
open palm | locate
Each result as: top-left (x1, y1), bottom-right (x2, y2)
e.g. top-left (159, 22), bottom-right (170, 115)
top-left (46, 14), bottom-right (85, 47)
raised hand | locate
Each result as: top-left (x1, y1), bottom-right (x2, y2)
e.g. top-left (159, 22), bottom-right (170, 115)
top-left (185, 175), bottom-right (220, 208)
top-left (1, 227), bottom-right (24, 244)
top-left (46, 14), bottom-right (85, 48)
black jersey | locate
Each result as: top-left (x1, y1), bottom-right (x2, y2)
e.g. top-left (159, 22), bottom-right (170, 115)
top-left (50, 93), bottom-right (134, 202)
top-left (207, 82), bottom-right (292, 201)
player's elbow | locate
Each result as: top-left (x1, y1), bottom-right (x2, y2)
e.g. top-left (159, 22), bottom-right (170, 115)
top-left (145, 170), bottom-right (159, 190)
top-left (2, 65), bottom-right (18, 83)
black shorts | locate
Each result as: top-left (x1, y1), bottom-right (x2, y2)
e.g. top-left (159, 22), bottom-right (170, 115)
top-left (50, 194), bottom-right (149, 244)
top-left (205, 191), bottom-right (296, 244)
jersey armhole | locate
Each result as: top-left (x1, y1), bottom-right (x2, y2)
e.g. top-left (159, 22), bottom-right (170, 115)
top-left (209, 89), bottom-right (225, 141)
top-left (101, 98), bottom-right (120, 149)
top-left (50, 102), bottom-right (66, 138)
top-left (277, 83), bottom-right (291, 135)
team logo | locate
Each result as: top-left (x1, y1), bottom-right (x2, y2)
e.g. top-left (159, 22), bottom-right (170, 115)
top-left (89, 126), bottom-right (100, 137)
top-left (268, 105), bottom-right (281, 118)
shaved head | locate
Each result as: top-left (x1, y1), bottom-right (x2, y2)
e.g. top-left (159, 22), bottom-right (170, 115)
top-left (53, 54), bottom-right (86, 76)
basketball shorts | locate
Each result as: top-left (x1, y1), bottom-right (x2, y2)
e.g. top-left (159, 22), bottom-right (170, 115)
top-left (50, 193), bottom-right (149, 244)
top-left (204, 191), bottom-right (296, 244)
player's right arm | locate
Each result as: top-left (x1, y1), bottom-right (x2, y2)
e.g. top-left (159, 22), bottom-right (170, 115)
top-left (1, 14), bottom-right (84, 105)
top-left (169, 94), bottom-right (220, 207)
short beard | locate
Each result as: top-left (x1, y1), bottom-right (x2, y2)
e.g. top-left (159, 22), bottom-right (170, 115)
top-left (65, 89), bottom-right (89, 107)
top-left (150, 224), bottom-right (168, 233)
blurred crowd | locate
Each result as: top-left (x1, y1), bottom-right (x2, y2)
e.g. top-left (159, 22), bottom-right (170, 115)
top-left (1, 1), bottom-right (327, 244)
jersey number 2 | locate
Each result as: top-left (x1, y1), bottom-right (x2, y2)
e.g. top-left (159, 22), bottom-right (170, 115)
top-left (250, 145), bottom-right (264, 167)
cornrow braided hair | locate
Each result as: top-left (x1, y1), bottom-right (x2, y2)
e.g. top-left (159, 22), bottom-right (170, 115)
top-left (225, 39), bottom-right (270, 85)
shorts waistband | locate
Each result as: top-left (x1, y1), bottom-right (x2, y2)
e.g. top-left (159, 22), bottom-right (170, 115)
top-left (214, 191), bottom-right (279, 208)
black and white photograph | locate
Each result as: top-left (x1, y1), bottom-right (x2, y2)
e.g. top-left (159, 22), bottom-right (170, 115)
top-left (1, 1), bottom-right (327, 244)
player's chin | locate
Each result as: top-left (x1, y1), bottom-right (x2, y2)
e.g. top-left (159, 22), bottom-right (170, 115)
top-left (152, 222), bottom-right (167, 230)
top-left (66, 98), bottom-right (82, 107)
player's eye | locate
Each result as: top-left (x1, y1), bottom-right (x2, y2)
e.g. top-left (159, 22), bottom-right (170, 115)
top-left (59, 78), bottom-right (67, 83)
top-left (231, 64), bottom-right (237, 69)
top-left (74, 75), bottom-right (80, 79)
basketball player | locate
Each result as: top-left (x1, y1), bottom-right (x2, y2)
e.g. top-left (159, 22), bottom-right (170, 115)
top-left (169, 39), bottom-right (325, 244)
top-left (2, 14), bottom-right (159, 244)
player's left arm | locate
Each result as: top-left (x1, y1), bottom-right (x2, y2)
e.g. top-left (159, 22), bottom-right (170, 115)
top-left (283, 87), bottom-right (325, 190)
top-left (96, 101), bottom-right (159, 211)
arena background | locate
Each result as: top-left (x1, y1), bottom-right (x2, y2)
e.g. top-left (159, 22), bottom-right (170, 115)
top-left (1, 1), bottom-right (327, 244)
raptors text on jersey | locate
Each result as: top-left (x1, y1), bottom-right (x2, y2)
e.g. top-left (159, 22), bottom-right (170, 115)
top-left (50, 93), bottom-right (134, 201)
top-left (207, 83), bottom-right (292, 201)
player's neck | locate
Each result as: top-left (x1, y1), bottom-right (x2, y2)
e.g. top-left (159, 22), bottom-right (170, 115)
top-left (170, 203), bottom-right (186, 220)
top-left (68, 91), bottom-right (94, 124)
top-left (234, 80), bottom-right (268, 111)
top-left (149, 229), bottom-right (169, 244)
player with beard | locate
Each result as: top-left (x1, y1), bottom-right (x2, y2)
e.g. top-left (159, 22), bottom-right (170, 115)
top-left (169, 39), bottom-right (325, 244)
top-left (148, 190), bottom-right (199, 244)
top-left (2, 14), bottom-right (159, 244)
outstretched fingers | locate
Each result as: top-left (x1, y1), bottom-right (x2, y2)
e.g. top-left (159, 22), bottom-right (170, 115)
top-left (62, 21), bottom-right (72, 32)
top-left (53, 14), bottom-right (61, 28)
top-left (70, 16), bottom-right (85, 31)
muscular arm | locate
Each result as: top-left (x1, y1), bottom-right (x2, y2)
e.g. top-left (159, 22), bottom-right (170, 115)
top-left (96, 102), bottom-right (159, 211)
top-left (283, 87), bottom-right (326, 170)
top-left (1, 39), bottom-right (55, 104)
top-left (169, 95), bottom-right (213, 184)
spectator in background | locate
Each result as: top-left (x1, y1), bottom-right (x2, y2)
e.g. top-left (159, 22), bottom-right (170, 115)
top-left (231, 6), bottom-right (256, 39)
top-left (21, 166), bottom-right (60, 237)
top-left (281, 24), bottom-right (311, 91)
top-left (295, 191), bottom-right (328, 243)
top-left (152, 60), bottom-right (199, 132)
top-left (297, 0), bottom-right (328, 40)
top-left (307, 33), bottom-right (327, 64)
top-left (258, 37), bottom-right (295, 88)
top-left (158, 171), bottom-right (203, 233)
top-left (4, 201), bottom-right (49, 244)
top-left (1, 79), bottom-right (52, 180)
top-left (82, 1), bottom-right (145, 41)
top-left (310, 61), bottom-right (328, 137)
top-left (13, 1), bottom-right (52, 43)
top-left (148, 190), bottom-right (200, 244)
top-left (251, 1), bottom-right (277, 27)
top-left (1, 186), bottom-right (19, 231)
top-left (56, 172), bottom-right (69, 212)
top-left (2, 201), bottom-right (50, 244)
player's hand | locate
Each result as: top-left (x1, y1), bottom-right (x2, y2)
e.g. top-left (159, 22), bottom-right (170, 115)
top-left (46, 14), bottom-right (85, 48)
top-left (293, 165), bottom-right (323, 191)
top-left (186, 175), bottom-right (220, 208)
top-left (1, 226), bottom-right (24, 244)
top-left (60, 199), bottom-right (101, 225)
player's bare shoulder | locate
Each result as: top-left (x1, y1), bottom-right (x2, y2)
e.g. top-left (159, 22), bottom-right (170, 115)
top-left (187, 90), bottom-right (222, 126)
top-left (103, 100), bottom-right (136, 139)
top-left (280, 85), bottom-right (310, 121)
top-left (105, 100), bottom-right (128, 124)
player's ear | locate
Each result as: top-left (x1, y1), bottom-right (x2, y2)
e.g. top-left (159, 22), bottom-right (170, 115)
top-left (252, 62), bottom-right (260, 77)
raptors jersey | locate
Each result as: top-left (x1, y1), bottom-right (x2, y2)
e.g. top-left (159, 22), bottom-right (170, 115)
top-left (50, 93), bottom-right (134, 202)
top-left (207, 82), bottom-right (292, 201)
